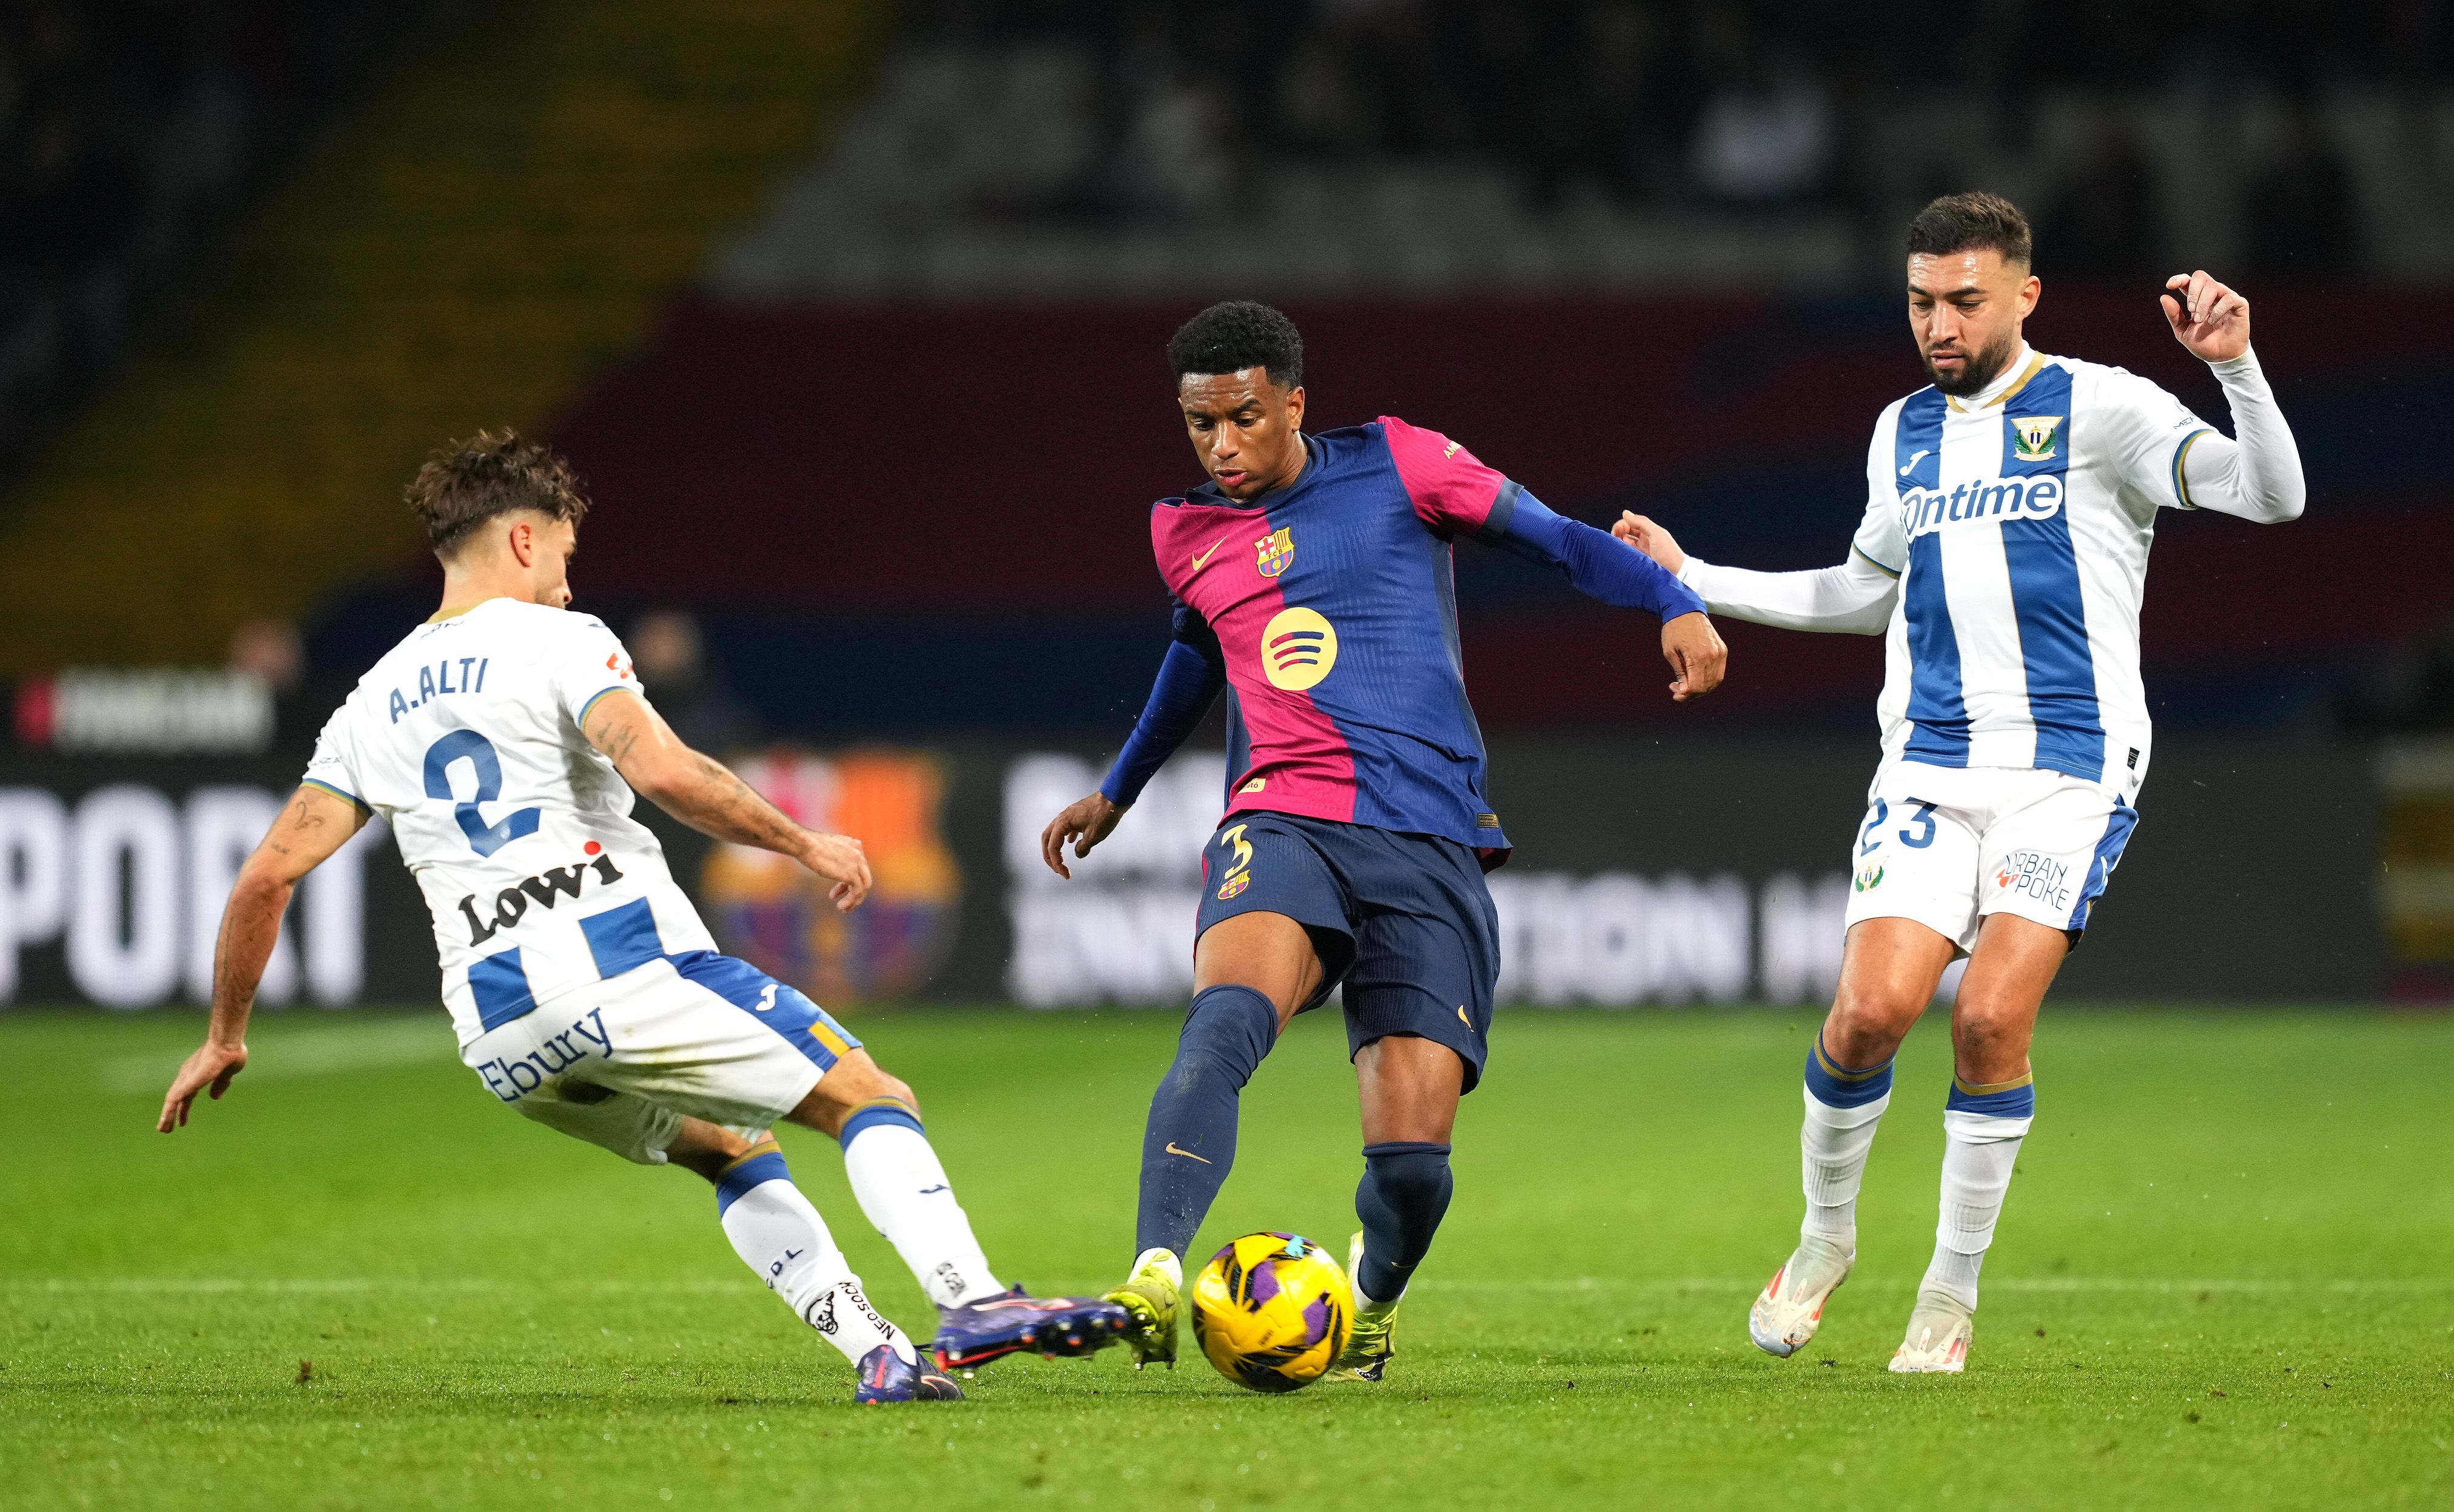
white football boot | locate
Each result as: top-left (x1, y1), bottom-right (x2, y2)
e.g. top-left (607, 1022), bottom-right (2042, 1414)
top-left (1747, 1234), bottom-right (1853, 1358)
top-left (1888, 1289), bottom-right (1974, 1374)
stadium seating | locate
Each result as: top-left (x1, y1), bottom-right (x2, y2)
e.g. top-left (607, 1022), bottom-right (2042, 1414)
top-left (0, 0), bottom-right (893, 676)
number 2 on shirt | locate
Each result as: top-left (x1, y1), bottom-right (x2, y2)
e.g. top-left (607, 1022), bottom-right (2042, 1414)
top-left (423, 730), bottom-right (541, 856)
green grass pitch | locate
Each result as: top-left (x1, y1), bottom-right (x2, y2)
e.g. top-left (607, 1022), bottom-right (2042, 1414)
top-left (4, 1006), bottom-right (2450, 1509)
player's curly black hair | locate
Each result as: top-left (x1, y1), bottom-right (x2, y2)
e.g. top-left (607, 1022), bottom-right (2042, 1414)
top-left (1906, 192), bottom-right (2033, 269)
top-left (1166, 300), bottom-right (1303, 390)
top-left (406, 428), bottom-right (591, 558)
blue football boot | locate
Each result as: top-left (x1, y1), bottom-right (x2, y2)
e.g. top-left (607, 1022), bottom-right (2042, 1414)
top-left (930, 1286), bottom-right (1132, 1372)
top-left (853, 1343), bottom-right (964, 1403)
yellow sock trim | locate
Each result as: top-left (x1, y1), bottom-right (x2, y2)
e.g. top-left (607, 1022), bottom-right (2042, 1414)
top-left (1951, 1072), bottom-right (2034, 1097)
top-left (715, 1138), bottom-right (782, 1177)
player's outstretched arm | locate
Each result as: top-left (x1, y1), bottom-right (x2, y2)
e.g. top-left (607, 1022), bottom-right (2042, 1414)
top-left (2160, 270), bottom-right (2306, 524)
top-left (158, 785), bottom-right (368, 1132)
top-left (1615, 512), bottom-right (1898, 636)
top-left (583, 689), bottom-right (871, 912)
top-left (1474, 488), bottom-right (1726, 699)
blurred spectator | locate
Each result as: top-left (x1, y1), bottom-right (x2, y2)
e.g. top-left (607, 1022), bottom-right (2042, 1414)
top-left (2345, 615), bottom-right (2454, 734)
top-left (227, 618), bottom-right (304, 693)
top-left (629, 610), bottom-right (759, 754)
top-left (2040, 118), bottom-right (2165, 275)
top-left (1689, 58), bottom-right (1832, 207)
top-left (2241, 100), bottom-right (2361, 277)
top-left (3, 109), bottom-right (145, 388)
top-left (852, 2), bottom-right (2450, 247)
top-left (229, 616), bottom-right (334, 748)
top-left (1579, 1), bottom-right (1687, 203)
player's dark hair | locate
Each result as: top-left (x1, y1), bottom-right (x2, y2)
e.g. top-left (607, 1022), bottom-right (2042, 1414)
top-left (1166, 300), bottom-right (1304, 391)
top-left (1906, 192), bottom-right (2034, 269)
top-left (406, 428), bottom-right (591, 558)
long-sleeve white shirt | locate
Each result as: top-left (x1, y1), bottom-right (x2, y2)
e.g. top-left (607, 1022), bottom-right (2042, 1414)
top-left (1676, 344), bottom-right (2306, 797)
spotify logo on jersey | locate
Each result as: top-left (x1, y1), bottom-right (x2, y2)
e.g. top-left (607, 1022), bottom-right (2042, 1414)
top-left (1262, 607), bottom-right (1339, 691)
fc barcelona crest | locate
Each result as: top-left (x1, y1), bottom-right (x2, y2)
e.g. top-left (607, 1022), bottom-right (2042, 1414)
top-left (2011, 415), bottom-right (2063, 462)
top-left (1255, 526), bottom-right (1295, 577)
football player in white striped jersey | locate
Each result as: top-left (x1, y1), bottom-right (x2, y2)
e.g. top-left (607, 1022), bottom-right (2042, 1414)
top-left (157, 431), bottom-right (1124, 1401)
top-left (1616, 193), bottom-right (2305, 1374)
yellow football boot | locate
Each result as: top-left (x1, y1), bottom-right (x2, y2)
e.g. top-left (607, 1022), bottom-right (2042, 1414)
top-left (1104, 1246), bottom-right (1182, 1369)
top-left (1328, 1231), bottom-right (1397, 1382)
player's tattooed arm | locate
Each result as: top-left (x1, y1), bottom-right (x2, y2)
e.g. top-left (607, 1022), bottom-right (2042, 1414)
top-left (160, 785), bottom-right (367, 1133)
top-left (583, 690), bottom-right (872, 911)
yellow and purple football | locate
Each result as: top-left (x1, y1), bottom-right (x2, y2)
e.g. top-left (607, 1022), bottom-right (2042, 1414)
top-left (1189, 1231), bottom-right (1353, 1393)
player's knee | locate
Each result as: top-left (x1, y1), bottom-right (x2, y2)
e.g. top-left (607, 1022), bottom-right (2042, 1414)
top-left (1174, 983), bottom-right (1279, 1088)
top-left (787, 1049), bottom-right (921, 1137)
top-left (1950, 1004), bottom-right (2028, 1072)
top-left (835, 1053), bottom-right (916, 1114)
top-left (1828, 980), bottom-right (1924, 1047)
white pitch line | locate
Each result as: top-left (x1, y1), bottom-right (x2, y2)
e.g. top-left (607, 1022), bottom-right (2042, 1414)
top-left (96, 1021), bottom-right (454, 1095)
top-left (7, 1275), bottom-right (2448, 1298)
top-left (1, 1277), bottom-right (743, 1296)
top-left (1411, 1276), bottom-right (2454, 1295)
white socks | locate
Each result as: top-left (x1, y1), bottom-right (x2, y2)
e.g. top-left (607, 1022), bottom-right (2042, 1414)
top-left (717, 1152), bottom-right (911, 1365)
top-left (1800, 1033), bottom-right (2038, 1314)
top-left (839, 1104), bottom-right (1003, 1309)
top-left (1798, 1033), bottom-right (1895, 1253)
top-left (1800, 1085), bottom-right (1891, 1250)
top-left (1920, 1104), bottom-right (2034, 1310)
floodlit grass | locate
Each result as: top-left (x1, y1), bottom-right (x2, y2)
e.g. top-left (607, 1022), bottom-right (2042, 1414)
top-left (4, 1005), bottom-right (2450, 1509)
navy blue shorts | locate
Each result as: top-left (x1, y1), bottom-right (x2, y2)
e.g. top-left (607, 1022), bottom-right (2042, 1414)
top-left (1194, 811), bottom-right (1501, 1093)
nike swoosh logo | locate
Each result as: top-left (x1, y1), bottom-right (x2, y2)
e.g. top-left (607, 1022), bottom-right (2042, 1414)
top-left (917, 1185), bottom-right (948, 1195)
top-left (1189, 537), bottom-right (1226, 571)
top-left (1165, 1141), bottom-right (1212, 1164)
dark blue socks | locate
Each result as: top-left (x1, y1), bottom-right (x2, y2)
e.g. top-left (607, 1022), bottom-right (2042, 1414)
top-left (1135, 984), bottom-right (1279, 1259)
top-left (1354, 1141), bottom-right (1453, 1306)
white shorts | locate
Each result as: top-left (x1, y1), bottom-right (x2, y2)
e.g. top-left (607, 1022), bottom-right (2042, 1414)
top-left (1841, 762), bottom-right (2138, 956)
top-left (457, 950), bottom-right (863, 1164)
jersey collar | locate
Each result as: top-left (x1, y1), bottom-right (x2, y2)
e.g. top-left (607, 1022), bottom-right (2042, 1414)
top-left (1185, 433), bottom-right (1319, 511)
top-left (1945, 346), bottom-right (2044, 412)
top-left (426, 595), bottom-right (508, 625)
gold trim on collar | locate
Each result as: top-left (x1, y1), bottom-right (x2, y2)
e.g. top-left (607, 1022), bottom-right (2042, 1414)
top-left (1946, 352), bottom-right (2048, 412)
top-left (426, 595), bottom-right (508, 624)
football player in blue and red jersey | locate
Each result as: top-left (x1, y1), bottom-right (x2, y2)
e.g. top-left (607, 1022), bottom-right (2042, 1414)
top-left (1038, 301), bottom-right (1729, 1381)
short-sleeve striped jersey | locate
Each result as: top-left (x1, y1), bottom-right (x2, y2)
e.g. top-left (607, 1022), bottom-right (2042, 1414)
top-left (303, 597), bottom-right (716, 1043)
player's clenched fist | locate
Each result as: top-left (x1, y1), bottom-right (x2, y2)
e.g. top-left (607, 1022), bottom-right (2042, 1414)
top-left (1662, 612), bottom-right (1726, 702)
top-left (802, 831), bottom-right (872, 911)
top-left (1041, 791), bottom-right (1125, 879)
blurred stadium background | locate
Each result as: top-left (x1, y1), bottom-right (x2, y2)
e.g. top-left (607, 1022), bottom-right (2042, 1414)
top-left (1, 0), bottom-right (2449, 1021)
